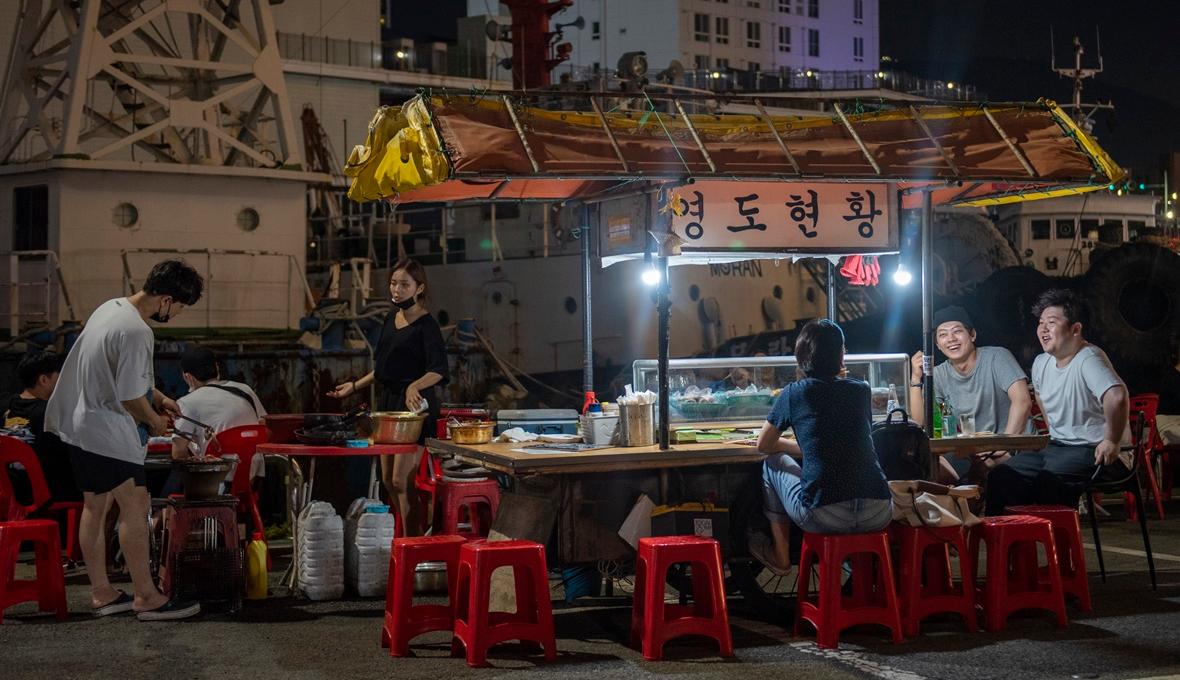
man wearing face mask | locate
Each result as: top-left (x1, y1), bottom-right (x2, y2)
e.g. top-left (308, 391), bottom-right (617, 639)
top-left (46, 259), bottom-right (204, 621)
top-left (328, 258), bottom-right (448, 534)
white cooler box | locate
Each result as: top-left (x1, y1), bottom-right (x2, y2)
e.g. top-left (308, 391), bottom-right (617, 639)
top-left (495, 408), bottom-right (580, 435)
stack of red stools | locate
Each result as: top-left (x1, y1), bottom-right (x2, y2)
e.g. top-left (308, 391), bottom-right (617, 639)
top-left (382, 537), bottom-right (556, 667)
top-left (968, 515), bottom-right (1067, 632)
top-left (889, 524), bottom-right (977, 636)
top-left (159, 497), bottom-right (242, 607)
top-left (795, 530), bottom-right (904, 649)
top-left (0, 519), bottom-right (68, 623)
top-left (432, 478), bottom-right (500, 540)
top-left (1005, 505), bottom-right (1091, 612)
top-left (382, 535), bottom-right (466, 656)
top-left (630, 535), bottom-right (733, 661)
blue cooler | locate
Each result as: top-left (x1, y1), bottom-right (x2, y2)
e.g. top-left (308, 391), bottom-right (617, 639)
top-left (495, 409), bottom-right (580, 435)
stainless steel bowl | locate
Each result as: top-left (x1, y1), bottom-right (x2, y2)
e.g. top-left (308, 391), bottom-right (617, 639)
top-left (369, 411), bottom-right (426, 444)
top-left (413, 561), bottom-right (448, 593)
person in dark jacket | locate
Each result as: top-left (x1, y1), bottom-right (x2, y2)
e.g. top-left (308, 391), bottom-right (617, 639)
top-left (4, 350), bottom-right (78, 504)
top-left (329, 258), bottom-right (448, 532)
top-left (749, 319), bottom-right (892, 574)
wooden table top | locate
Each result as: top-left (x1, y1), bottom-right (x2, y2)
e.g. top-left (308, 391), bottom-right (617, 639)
top-left (427, 432), bottom-right (1049, 477)
top-left (255, 442), bottom-right (419, 457)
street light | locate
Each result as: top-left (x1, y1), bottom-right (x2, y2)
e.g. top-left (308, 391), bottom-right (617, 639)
top-left (395, 50), bottom-right (407, 59)
top-left (641, 266), bottom-right (662, 286)
top-left (947, 82), bottom-right (956, 90)
top-left (892, 263), bottom-right (913, 286)
top-left (1168, 209), bottom-right (1176, 220)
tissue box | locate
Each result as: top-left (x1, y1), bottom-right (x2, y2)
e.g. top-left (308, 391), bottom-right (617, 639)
top-left (650, 502), bottom-right (730, 553)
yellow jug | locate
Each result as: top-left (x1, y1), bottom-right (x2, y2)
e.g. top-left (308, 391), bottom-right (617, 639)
top-left (246, 532), bottom-right (268, 600)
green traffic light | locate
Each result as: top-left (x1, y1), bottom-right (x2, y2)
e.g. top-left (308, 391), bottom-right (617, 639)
top-left (1138, 183), bottom-right (1146, 191)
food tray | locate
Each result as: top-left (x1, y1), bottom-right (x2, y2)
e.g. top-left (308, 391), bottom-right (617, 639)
top-left (672, 401), bottom-right (730, 420)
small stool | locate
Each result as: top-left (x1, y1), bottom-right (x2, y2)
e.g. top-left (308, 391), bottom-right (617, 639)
top-left (159, 497), bottom-right (241, 597)
top-left (968, 515), bottom-right (1067, 632)
top-left (433, 478), bottom-right (500, 540)
top-left (382, 535), bottom-right (466, 656)
top-left (1005, 505), bottom-right (1091, 612)
top-left (889, 524), bottom-right (977, 636)
top-left (0, 520), bottom-right (68, 623)
top-left (451, 539), bottom-right (556, 667)
top-left (630, 535), bottom-right (733, 661)
top-left (795, 531), bottom-right (904, 649)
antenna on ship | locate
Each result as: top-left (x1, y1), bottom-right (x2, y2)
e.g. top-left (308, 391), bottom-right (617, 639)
top-left (1050, 27), bottom-right (1113, 133)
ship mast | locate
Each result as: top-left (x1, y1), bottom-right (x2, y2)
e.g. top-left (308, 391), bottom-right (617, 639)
top-left (1050, 28), bottom-right (1113, 133)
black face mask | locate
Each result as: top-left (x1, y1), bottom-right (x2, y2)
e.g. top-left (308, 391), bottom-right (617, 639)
top-left (393, 297), bottom-right (416, 310)
top-left (150, 300), bottom-right (173, 323)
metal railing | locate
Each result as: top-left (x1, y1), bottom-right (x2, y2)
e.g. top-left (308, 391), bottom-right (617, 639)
top-left (0, 250), bottom-right (76, 333)
top-left (276, 32), bottom-right (504, 80)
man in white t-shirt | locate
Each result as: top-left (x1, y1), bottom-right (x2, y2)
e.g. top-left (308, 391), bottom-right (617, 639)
top-left (45, 259), bottom-right (204, 621)
top-left (985, 288), bottom-right (1131, 515)
top-left (172, 345), bottom-right (267, 482)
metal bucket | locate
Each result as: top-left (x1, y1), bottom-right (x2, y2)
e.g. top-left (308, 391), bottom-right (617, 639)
top-left (618, 403), bottom-right (655, 447)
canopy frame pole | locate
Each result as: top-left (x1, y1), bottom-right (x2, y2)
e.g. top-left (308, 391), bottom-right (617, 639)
top-left (833, 103), bottom-right (882, 175)
top-left (826, 260), bottom-right (837, 320)
top-left (501, 95), bottom-right (541, 173)
top-left (921, 191), bottom-right (935, 435)
top-left (909, 105), bottom-right (960, 178)
top-left (590, 95), bottom-right (630, 172)
top-left (581, 203), bottom-right (594, 397)
top-left (657, 251), bottom-right (671, 450)
top-left (754, 98), bottom-right (802, 175)
top-left (982, 106), bottom-right (1036, 178)
top-left (671, 98), bottom-right (716, 174)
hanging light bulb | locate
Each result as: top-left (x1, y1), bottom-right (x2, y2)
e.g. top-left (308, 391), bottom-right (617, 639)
top-left (641, 266), bottom-right (662, 286)
top-left (892, 264), bottom-right (913, 286)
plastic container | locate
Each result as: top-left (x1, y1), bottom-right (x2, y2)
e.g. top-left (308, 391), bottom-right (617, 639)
top-left (619, 403), bottom-right (656, 447)
top-left (246, 532), bottom-right (268, 600)
top-left (296, 501), bottom-right (344, 601)
top-left (495, 408), bottom-right (580, 435)
top-left (345, 498), bottom-right (396, 597)
top-left (580, 413), bottom-right (619, 445)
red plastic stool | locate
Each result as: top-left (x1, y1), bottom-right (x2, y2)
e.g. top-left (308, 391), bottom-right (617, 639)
top-left (433, 478), bottom-right (500, 540)
top-left (0, 519), bottom-right (68, 623)
top-left (889, 524), bottom-right (977, 636)
top-left (159, 498), bottom-right (240, 597)
top-left (968, 515), bottom-right (1067, 632)
top-left (630, 535), bottom-right (733, 661)
top-left (382, 535), bottom-right (466, 656)
top-left (451, 539), bottom-right (556, 667)
top-left (414, 450), bottom-right (445, 530)
top-left (1005, 505), bottom-right (1091, 613)
top-left (795, 531), bottom-right (904, 649)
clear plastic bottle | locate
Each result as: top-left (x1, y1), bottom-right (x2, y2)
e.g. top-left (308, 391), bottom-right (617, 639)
top-left (885, 383), bottom-right (899, 416)
top-left (941, 400), bottom-right (958, 437)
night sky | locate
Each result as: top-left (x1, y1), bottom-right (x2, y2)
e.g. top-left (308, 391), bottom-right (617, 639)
top-left (880, 0), bottom-right (1180, 178)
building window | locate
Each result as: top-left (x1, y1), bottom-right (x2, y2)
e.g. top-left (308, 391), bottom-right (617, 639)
top-left (778, 25), bottom-right (791, 52)
top-left (591, 21), bottom-right (600, 40)
top-left (1056, 219), bottom-right (1076, 240)
top-left (113, 202), bottom-right (139, 229)
top-left (695, 54), bottom-right (710, 69)
top-left (716, 17), bottom-right (729, 44)
top-left (853, 36), bottom-right (863, 62)
top-left (1080, 218), bottom-right (1099, 239)
top-left (694, 13), bottom-right (710, 42)
top-left (807, 28), bottom-right (819, 57)
top-left (716, 57), bottom-right (730, 70)
top-left (1098, 220), bottom-right (1123, 244)
top-left (796, 0), bottom-right (804, 14)
top-left (808, 0), bottom-right (819, 18)
top-left (854, 0), bottom-right (863, 22)
top-left (746, 21), bottom-right (761, 48)
top-left (13, 185), bottom-right (48, 251)
top-left (236, 207), bottom-right (261, 232)
top-left (778, 0), bottom-right (790, 11)
top-left (1031, 219), bottom-right (1051, 241)
top-left (747, 0), bottom-right (761, 7)
top-left (749, 61), bottom-right (761, 72)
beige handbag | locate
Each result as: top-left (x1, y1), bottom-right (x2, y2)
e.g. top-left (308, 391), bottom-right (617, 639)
top-left (889, 480), bottom-right (982, 529)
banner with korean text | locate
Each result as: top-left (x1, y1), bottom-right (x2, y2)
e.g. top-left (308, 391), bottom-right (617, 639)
top-left (665, 181), bottom-right (898, 255)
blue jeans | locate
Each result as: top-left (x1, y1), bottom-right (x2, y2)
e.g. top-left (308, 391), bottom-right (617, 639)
top-left (762, 453), bottom-right (893, 534)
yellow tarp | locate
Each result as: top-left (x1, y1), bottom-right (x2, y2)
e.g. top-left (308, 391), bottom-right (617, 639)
top-left (343, 97), bottom-right (447, 202)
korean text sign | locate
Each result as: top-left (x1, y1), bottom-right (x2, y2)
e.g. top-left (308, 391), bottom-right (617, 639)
top-left (666, 181), bottom-right (897, 254)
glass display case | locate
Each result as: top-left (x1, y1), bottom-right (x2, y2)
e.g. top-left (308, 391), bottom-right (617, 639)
top-left (631, 354), bottom-right (911, 424)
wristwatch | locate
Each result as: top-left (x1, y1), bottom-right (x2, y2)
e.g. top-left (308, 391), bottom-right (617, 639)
top-left (910, 381), bottom-right (924, 388)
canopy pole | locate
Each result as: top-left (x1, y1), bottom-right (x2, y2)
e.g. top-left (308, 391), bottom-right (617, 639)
top-left (909, 105), bottom-right (960, 178)
top-left (657, 254), bottom-right (671, 450)
top-left (833, 103), bottom-right (882, 175)
top-left (753, 98), bottom-right (802, 175)
top-left (581, 205), bottom-right (594, 399)
top-left (982, 106), bottom-right (1036, 178)
top-left (921, 192), bottom-right (935, 435)
top-left (826, 260), bottom-right (837, 320)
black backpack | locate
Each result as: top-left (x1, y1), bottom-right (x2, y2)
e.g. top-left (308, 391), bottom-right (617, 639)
top-left (871, 408), bottom-right (934, 481)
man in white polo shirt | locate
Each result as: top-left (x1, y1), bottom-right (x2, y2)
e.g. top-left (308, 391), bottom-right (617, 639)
top-left (985, 288), bottom-right (1131, 515)
top-left (46, 259), bottom-right (204, 621)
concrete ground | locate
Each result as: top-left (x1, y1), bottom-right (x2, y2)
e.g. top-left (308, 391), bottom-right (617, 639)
top-left (4, 503), bottom-right (1180, 680)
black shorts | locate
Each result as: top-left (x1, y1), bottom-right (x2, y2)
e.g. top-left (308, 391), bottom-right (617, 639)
top-left (69, 445), bottom-right (146, 494)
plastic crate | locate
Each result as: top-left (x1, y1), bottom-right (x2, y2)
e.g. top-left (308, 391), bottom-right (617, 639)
top-left (173, 547), bottom-right (245, 612)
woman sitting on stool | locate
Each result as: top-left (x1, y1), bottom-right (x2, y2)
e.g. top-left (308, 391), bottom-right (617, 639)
top-left (749, 319), bottom-right (893, 574)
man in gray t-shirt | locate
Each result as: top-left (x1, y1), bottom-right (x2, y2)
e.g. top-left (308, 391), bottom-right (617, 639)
top-left (909, 306), bottom-right (1032, 480)
top-left (985, 289), bottom-right (1130, 515)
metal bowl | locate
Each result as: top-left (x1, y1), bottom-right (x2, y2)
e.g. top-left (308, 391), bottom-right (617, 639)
top-left (173, 459), bottom-right (232, 500)
top-left (449, 421), bottom-right (495, 445)
top-left (369, 411), bottom-right (426, 444)
top-left (413, 561), bottom-right (448, 593)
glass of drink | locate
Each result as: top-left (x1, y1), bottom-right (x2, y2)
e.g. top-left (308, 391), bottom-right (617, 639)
top-left (958, 414), bottom-right (976, 436)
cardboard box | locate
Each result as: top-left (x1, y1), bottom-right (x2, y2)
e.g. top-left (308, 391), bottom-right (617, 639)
top-left (650, 502), bottom-right (730, 553)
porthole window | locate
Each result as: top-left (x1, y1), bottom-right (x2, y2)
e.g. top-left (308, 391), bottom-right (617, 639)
top-left (113, 202), bottom-right (139, 229)
top-left (437, 310), bottom-right (450, 326)
top-left (688, 284), bottom-right (701, 301)
top-left (564, 297), bottom-right (577, 314)
top-left (236, 207), bottom-right (260, 232)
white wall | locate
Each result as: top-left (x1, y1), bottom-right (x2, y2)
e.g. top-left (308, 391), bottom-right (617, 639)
top-left (285, 76), bottom-right (380, 165)
top-left (274, 0), bottom-right (380, 43)
top-left (0, 169), bottom-right (308, 331)
top-left (564, 0), bottom-right (683, 75)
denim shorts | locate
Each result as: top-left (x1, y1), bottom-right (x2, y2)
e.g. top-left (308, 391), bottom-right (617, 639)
top-left (762, 453), bottom-right (892, 534)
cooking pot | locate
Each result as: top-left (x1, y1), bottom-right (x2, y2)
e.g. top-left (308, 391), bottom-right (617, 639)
top-left (174, 459), bottom-right (232, 500)
top-left (449, 421), bottom-right (495, 445)
top-left (369, 411), bottom-right (426, 444)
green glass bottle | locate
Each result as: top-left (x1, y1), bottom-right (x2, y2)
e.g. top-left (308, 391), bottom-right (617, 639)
top-left (932, 398), bottom-right (943, 438)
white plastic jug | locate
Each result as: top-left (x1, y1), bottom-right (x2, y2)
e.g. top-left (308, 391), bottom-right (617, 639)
top-left (297, 501), bottom-right (344, 600)
top-left (345, 498), bottom-right (396, 597)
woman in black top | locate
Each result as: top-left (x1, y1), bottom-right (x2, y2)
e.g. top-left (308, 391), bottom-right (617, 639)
top-left (329, 258), bottom-right (448, 531)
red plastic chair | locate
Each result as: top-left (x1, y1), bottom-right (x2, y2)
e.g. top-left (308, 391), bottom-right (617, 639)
top-left (0, 436), bottom-right (82, 562)
top-left (206, 425), bottom-right (269, 538)
top-left (381, 535), bottom-right (466, 656)
top-left (413, 449), bottom-right (444, 532)
top-left (1004, 505), bottom-right (1092, 612)
top-left (630, 535), bottom-right (733, 661)
top-left (967, 515), bottom-right (1067, 632)
top-left (0, 518), bottom-right (68, 623)
top-left (1126, 394), bottom-right (1165, 520)
top-left (888, 523), bottom-right (977, 636)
